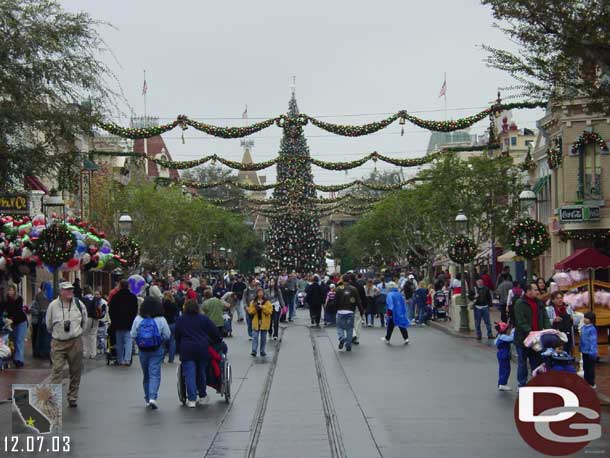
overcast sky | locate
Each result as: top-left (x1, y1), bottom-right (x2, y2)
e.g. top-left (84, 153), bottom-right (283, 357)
top-left (62, 0), bottom-right (543, 187)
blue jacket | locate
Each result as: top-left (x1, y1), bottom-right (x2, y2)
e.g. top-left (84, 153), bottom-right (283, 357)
top-left (414, 288), bottom-right (428, 307)
top-left (386, 289), bottom-right (409, 328)
top-left (175, 313), bottom-right (222, 362)
top-left (579, 323), bottom-right (598, 356)
top-left (495, 331), bottom-right (514, 360)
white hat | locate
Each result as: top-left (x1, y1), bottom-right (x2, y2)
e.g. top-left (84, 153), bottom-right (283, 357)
top-left (408, 274), bottom-right (415, 279)
top-left (59, 282), bottom-right (74, 290)
top-left (386, 282), bottom-right (398, 289)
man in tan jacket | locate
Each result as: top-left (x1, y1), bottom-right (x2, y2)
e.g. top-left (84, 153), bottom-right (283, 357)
top-left (46, 282), bottom-right (87, 407)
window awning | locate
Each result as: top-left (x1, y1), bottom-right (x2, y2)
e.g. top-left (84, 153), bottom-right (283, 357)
top-left (24, 175), bottom-right (48, 193)
top-left (533, 175), bottom-right (550, 194)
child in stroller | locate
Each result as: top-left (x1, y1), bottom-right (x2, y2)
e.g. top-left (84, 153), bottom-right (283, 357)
top-left (532, 332), bottom-right (576, 376)
top-left (432, 289), bottom-right (450, 321)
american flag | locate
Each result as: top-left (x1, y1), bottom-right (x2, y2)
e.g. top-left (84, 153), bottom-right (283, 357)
top-left (438, 78), bottom-right (446, 98)
top-left (242, 105), bottom-right (248, 119)
top-left (142, 78), bottom-right (148, 95)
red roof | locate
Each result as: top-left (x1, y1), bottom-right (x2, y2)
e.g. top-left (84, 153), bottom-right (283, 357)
top-left (555, 248), bottom-right (610, 271)
top-left (133, 136), bottom-right (180, 180)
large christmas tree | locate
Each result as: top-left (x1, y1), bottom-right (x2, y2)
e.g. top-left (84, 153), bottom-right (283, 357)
top-left (266, 94), bottom-right (324, 272)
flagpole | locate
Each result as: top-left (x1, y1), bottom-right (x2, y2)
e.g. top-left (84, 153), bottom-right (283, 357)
top-left (143, 69), bottom-right (148, 157)
top-left (444, 72), bottom-right (447, 121)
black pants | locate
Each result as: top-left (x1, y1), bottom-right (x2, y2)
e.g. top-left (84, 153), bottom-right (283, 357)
top-left (309, 304), bottom-right (321, 325)
top-left (385, 318), bottom-right (409, 341)
top-left (499, 303), bottom-right (508, 323)
top-left (270, 310), bottom-right (280, 338)
top-left (582, 353), bottom-right (596, 386)
top-left (508, 304), bottom-right (516, 327)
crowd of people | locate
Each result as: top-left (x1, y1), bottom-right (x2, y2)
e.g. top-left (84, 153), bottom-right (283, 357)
top-left (0, 263), bottom-right (601, 410)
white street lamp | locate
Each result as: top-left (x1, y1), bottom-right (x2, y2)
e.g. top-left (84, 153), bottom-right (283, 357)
top-left (455, 209), bottom-right (468, 235)
top-left (519, 185), bottom-right (537, 214)
top-left (118, 213), bottom-right (133, 237)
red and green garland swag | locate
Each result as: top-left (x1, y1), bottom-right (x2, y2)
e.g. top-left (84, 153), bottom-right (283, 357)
top-left (571, 131), bottom-right (609, 155)
top-left (185, 117), bottom-right (278, 139)
top-left (447, 235), bottom-right (477, 265)
top-left (510, 217), bottom-right (551, 259)
top-left (546, 138), bottom-right (563, 169)
top-left (115, 236), bottom-right (141, 268)
top-left (97, 120), bottom-right (181, 139)
top-left (559, 229), bottom-right (610, 242)
top-left (35, 224), bottom-right (77, 267)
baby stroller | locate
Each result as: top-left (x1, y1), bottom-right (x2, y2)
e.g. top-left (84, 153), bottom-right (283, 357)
top-left (432, 291), bottom-right (450, 321)
top-left (0, 330), bottom-right (12, 371)
top-left (177, 343), bottom-right (232, 404)
top-left (105, 327), bottom-right (133, 366)
top-left (531, 332), bottom-right (576, 376)
top-left (97, 322), bottom-right (107, 357)
top-left (296, 291), bottom-right (306, 309)
top-left (223, 312), bottom-right (233, 337)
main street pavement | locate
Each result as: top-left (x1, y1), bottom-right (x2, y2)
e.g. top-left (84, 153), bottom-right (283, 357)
top-left (1, 310), bottom-right (609, 458)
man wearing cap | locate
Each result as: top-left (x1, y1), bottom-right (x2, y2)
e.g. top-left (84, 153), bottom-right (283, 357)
top-left (46, 282), bottom-right (88, 407)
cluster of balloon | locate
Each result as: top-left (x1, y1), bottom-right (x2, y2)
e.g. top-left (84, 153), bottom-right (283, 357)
top-left (0, 215), bottom-right (41, 282)
top-left (128, 274), bottom-right (146, 296)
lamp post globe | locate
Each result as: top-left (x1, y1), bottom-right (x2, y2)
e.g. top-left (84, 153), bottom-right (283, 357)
top-left (118, 214), bottom-right (133, 237)
top-left (455, 209), bottom-right (468, 235)
top-left (454, 209), bottom-right (470, 332)
top-left (518, 185), bottom-right (537, 283)
top-left (43, 190), bottom-right (66, 225)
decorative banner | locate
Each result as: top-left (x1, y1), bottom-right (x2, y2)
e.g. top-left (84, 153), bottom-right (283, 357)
top-left (510, 217), bottom-right (551, 259)
top-left (447, 235), bottom-right (477, 265)
top-left (571, 131), bottom-right (608, 155)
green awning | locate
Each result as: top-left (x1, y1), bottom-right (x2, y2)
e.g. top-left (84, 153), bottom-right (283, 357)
top-left (533, 175), bottom-right (550, 194)
top-left (83, 157), bottom-right (98, 171)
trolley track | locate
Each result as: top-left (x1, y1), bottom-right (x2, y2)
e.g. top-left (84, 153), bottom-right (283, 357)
top-left (310, 327), bottom-right (348, 458)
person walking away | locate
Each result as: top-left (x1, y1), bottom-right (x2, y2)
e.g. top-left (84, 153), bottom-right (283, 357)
top-left (202, 289), bottom-right (226, 336)
top-left (506, 281), bottom-right (523, 327)
top-left (82, 286), bottom-right (102, 359)
top-left (364, 279), bottom-right (380, 327)
top-left (305, 276), bottom-right (324, 327)
top-left (549, 292), bottom-right (574, 353)
top-left (266, 278), bottom-right (285, 340)
top-left (248, 288), bottom-right (272, 357)
top-left (473, 278), bottom-right (494, 340)
top-left (46, 282), bottom-right (87, 407)
top-left (403, 275), bottom-right (416, 322)
top-left (162, 291), bottom-right (179, 363)
top-left (336, 275), bottom-right (362, 351)
top-left (324, 284), bottom-right (337, 326)
top-left (414, 281), bottom-right (429, 326)
top-left (349, 274), bottom-right (366, 344)
top-left (231, 275), bottom-right (247, 322)
top-left (108, 279), bottom-right (139, 366)
top-left (244, 278), bottom-right (259, 339)
top-left (494, 321), bottom-right (514, 391)
top-left (580, 312), bottom-right (598, 388)
top-left (285, 273), bottom-right (298, 322)
top-left (220, 291), bottom-right (237, 336)
top-left (496, 266), bottom-right (513, 288)
top-left (130, 297), bottom-right (170, 409)
top-left (31, 282), bottom-right (51, 358)
top-left (176, 299), bottom-right (222, 408)
top-left (296, 275), bottom-right (308, 309)
top-left (381, 282), bottom-right (410, 345)
top-left (514, 283), bottom-right (551, 387)
top-left (0, 284), bottom-right (28, 368)
top-left (496, 277), bottom-right (513, 323)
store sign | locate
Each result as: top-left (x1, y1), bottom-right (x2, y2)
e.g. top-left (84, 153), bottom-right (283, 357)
top-left (0, 194), bottom-right (29, 214)
top-left (559, 206), bottom-right (600, 223)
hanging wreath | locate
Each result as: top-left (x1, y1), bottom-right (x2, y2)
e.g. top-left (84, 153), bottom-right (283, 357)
top-left (510, 217), bottom-right (551, 259)
top-left (447, 235), bottom-right (477, 265)
top-left (35, 224), bottom-right (77, 268)
top-left (115, 236), bottom-right (141, 268)
top-left (174, 255), bottom-right (192, 276)
top-left (546, 138), bottom-right (563, 169)
top-left (571, 131), bottom-right (608, 155)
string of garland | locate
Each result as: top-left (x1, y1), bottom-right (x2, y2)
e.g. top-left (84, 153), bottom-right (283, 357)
top-left (95, 101), bottom-right (544, 140)
top-left (184, 117), bottom-right (279, 139)
top-left (571, 131), bottom-right (608, 155)
top-left (97, 120), bottom-right (181, 139)
top-left (447, 235), bottom-right (477, 265)
top-left (510, 217), bottom-right (551, 259)
top-left (546, 137), bottom-right (563, 170)
top-left (34, 223), bottom-right (77, 268)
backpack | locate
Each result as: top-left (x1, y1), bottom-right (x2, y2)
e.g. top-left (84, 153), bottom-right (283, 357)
top-left (135, 317), bottom-right (162, 350)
